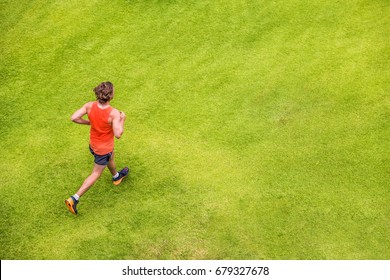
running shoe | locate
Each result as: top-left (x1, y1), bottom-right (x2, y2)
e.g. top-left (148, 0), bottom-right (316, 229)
top-left (65, 196), bottom-right (79, 215)
top-left (113, 167), bottom-right (130, 185)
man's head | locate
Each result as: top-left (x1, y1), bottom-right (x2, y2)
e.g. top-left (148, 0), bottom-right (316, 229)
top-left (94, 81), bottom-right (114, 103)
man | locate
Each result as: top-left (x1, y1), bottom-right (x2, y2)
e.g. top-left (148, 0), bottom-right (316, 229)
top-left (65, 81), bottom-right (129, 215)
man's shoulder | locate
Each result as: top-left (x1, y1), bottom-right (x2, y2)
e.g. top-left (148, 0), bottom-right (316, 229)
top-left (84, 101), bottom-right (95, 113)
top-left (110, 107), bottom-right (120, 117)
top-left (85, 101), bottom-right (95, 107)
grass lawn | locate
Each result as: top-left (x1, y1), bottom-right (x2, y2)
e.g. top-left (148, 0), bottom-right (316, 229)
top-left (0, 0), bottom-right (389, 259)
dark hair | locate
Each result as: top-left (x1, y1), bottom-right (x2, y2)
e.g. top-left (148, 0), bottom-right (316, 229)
top-left (93, 81), bottom-right (114, 103)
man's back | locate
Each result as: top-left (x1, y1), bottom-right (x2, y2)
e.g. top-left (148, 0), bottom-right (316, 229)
top-left (88, 101), bottom-right (114, 155)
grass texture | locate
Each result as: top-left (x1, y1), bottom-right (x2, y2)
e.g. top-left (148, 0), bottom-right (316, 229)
top-left (0, 0), bottom-right (389, 259)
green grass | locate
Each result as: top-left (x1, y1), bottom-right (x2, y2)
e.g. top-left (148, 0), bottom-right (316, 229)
top-left (1, 0), bottom-right (389, 259)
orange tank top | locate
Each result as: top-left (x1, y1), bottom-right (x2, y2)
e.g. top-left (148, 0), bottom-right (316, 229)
top-left (88, 101), bottom-right (114, 155)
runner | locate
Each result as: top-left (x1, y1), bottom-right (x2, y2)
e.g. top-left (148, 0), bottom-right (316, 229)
top-left (65, 81), bottom-right (129, 215)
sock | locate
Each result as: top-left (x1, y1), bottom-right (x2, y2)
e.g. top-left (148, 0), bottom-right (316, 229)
top-left (113, 172), bottom-right (119, 179)
top-left (73, 194), bottom-right (80, 201)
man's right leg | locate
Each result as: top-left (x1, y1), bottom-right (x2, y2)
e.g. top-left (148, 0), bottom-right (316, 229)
top-left (108, 151), bottom-right (129, 186)
top-left (107, 151), bottom-right (118, 176)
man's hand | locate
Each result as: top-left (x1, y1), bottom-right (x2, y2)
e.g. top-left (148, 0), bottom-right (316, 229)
top-left (113, 110), bottom-right (125, 139)
top-left (120, 111), bottom-right (126, 121)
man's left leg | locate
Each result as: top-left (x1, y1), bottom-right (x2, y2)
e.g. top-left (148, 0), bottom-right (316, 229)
top-left (76, 163), bottom-right (106, 196)
top-left (65, 163), bottom-right (106, 215)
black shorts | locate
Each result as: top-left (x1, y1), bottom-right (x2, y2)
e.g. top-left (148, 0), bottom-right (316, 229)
top-left (89, 146), bottom-right (113, 166)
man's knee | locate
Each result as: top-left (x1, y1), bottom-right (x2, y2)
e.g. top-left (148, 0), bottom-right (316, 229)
top-left (92, 165), bottom-right (105, 177)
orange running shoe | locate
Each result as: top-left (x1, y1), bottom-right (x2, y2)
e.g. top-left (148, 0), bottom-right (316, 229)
top-left (113, 167), bottom-right (129, 186)
top-left (65, 196), bottom-right (79, 215)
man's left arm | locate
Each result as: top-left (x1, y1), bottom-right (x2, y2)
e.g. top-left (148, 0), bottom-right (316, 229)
top-left (71, 103), bottom-right (91, 125)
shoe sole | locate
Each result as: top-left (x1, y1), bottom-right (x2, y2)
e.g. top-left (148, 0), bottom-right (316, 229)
top-left (113, 174), bottom-right (128, 186)
top-left (65, 199), bottom-right (78, 215)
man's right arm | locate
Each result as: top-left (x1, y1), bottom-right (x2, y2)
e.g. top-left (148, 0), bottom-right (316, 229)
top-left (112, 110), bottom-right (126, 139)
